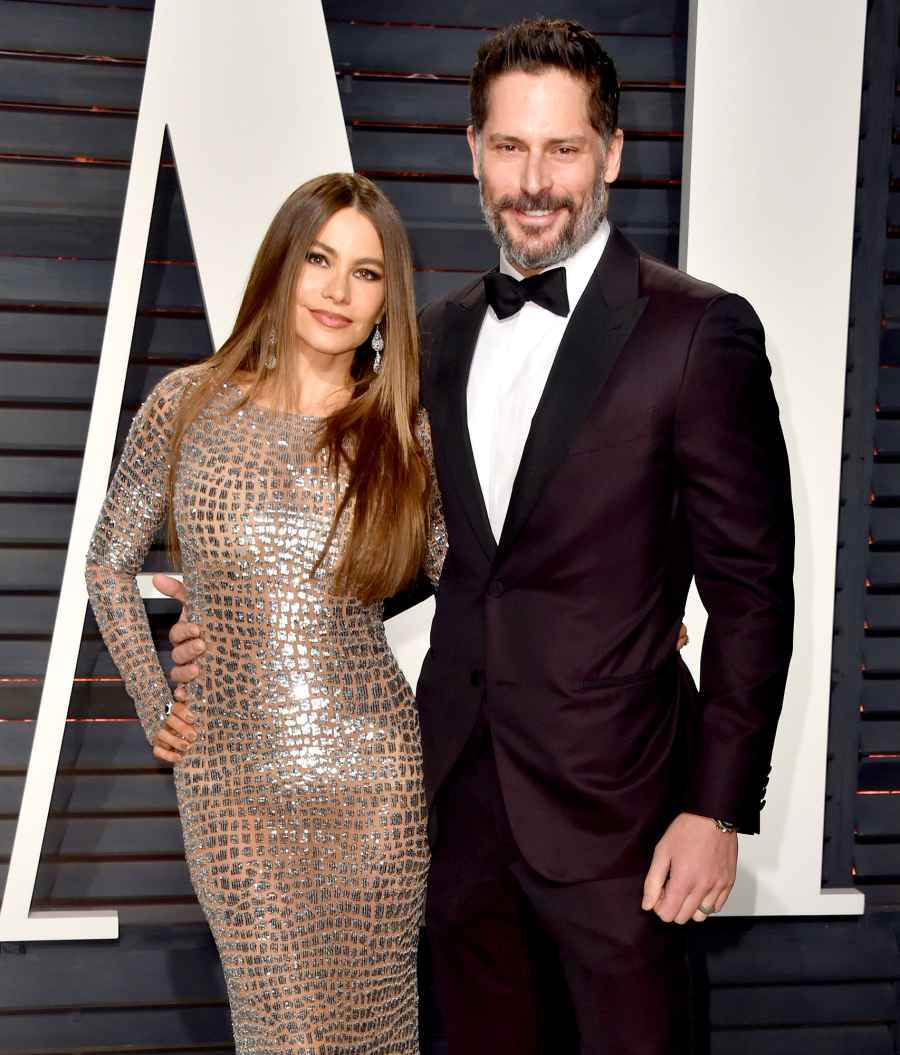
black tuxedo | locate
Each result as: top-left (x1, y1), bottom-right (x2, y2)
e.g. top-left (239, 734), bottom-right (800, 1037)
top-left (416, 227), bottom-right (794, 1054)
top-left (418, 226), bottom-right (793, 876)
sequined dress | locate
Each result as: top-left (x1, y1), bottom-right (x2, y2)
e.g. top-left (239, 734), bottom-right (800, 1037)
top-left (85, 369), bottom-right (446, 1055)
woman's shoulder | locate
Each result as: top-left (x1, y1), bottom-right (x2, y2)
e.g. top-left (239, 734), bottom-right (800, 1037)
top-left (141, 363), bottom-right (218, 417)
top-left (133, 364), bottom-right (215, 438)
top-left (154, 360), bottom-right (211, 396)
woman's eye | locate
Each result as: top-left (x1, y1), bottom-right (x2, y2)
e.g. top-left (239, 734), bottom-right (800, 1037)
top-left (356, 269), bottom-right (382, 282)
top-left (306, 252), bottom-right (327, 266)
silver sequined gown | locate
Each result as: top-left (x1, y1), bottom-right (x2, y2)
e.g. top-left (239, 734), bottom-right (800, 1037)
top-left (85, 369), bottom-right (446, 1055)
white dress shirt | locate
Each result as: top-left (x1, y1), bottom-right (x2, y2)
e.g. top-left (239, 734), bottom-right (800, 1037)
top-left (467, 218), bottom-right (611, 541)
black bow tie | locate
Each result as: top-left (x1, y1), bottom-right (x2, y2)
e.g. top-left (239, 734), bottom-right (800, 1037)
top-left (483, 267), bottom-right (569, 320)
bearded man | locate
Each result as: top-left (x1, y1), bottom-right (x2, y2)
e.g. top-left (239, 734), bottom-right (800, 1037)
top-left (413, 18), bottom-right (794, 1055)
top-left (162, 17), bottom-right (794, 1054)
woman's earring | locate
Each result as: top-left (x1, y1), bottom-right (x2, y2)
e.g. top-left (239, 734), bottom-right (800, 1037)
top-left (371, 323), bottom-right (384, 373)
top-left (265, 328), bottom-right (277, 370)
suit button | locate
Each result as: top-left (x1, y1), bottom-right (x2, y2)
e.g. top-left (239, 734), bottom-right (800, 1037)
top-left (487, 580), bottom-right (504, 598)
top-left (470, 670), bottom-right (482, 687)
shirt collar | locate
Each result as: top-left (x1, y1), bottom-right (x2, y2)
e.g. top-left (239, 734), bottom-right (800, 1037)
top-left (498, 217), bottom-right (611, 316)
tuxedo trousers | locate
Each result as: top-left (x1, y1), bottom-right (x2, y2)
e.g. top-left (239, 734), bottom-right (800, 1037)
top-left (424, 716), bottom-right (692, 1055)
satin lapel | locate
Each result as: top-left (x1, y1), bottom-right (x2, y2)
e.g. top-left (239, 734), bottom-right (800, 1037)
top-left (440, 284), bottom-right (497, 563)
top-left (495, 231), bottom-right (649, 562)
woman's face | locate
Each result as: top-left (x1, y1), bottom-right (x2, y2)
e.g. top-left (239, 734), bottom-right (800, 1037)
top-left (292, 207), bottom-right (386, 359)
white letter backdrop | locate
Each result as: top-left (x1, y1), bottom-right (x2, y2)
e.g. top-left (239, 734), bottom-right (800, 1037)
top-left (679, 0), bottom-right (866, 915)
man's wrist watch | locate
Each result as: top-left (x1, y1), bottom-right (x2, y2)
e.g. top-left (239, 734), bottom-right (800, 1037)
top-left (713, 817), bottom-right (737, 833)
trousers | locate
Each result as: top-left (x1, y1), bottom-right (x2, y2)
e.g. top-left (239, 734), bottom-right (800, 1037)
top-left (424, 717), bottom-right (692, 1054)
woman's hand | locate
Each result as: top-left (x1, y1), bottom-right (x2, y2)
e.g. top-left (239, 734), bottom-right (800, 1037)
top-left (152, 700), bottom-right (197, 765)
top-left (677, 623), bottom-right (689, 651)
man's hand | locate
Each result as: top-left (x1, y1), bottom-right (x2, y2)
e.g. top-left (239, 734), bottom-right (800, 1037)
top-left (152, 700), bottom-right (197, 765)
top-left (641, 812), bottom-right (737, 924)
top-left (152, 573), bottom-right (206, 703)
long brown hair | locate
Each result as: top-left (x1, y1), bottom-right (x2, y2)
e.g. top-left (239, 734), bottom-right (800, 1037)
top-left (166, 172), bottom-right (429, 604)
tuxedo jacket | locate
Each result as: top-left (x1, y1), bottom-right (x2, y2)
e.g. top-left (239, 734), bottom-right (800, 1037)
top-left (416, 226), bottom-right (795, 884)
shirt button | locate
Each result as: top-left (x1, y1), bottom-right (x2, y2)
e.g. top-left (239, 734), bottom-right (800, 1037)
top-left (487, 580), bottom-right (504, 598)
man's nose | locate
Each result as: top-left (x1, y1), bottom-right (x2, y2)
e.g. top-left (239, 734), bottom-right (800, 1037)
top-left (521, 151), bottom-right (551, 198)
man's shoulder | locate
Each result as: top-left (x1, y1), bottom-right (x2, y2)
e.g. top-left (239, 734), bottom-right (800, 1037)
top-left (418, 272), bottom-right (486, 333)
top-left (637, 250), bottom-right (727, 308)
top-left (417, 273), bottom-right (488, 406)
top-left (631, 244), bottom-right (762, 343)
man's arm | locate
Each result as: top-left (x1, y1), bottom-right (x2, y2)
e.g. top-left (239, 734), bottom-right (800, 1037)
top-left (642, 293), bottom-right (794, 925)
top-left (383, 571), bottom-right (435, 621)
top-left (673, 293), bottom-right (795, 828)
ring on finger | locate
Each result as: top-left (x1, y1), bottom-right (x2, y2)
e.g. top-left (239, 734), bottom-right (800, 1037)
top-left (160, 733), bottom-right (188, 752)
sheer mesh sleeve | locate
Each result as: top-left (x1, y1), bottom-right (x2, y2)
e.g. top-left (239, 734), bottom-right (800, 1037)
top-left (85, 370), bottom-right (190, 744)
top-left (416, 409), bottom-right (447, 589)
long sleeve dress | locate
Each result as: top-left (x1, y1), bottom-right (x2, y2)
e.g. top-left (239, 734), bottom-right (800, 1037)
top-left (85, 368), bottom-right (446, 1055)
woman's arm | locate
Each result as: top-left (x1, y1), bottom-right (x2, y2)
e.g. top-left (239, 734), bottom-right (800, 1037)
top-left (85, 371), bottom-right (190, 747)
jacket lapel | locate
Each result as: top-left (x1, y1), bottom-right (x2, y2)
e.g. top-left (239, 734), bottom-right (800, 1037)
top-left (438, 276), bottom-right (498, 563)
top-left (495, 228), bottom-right (649, 562)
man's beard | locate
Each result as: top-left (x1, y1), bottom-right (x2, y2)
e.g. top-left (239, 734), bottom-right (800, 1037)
top-left (478, 165), bottom-right (608, 272)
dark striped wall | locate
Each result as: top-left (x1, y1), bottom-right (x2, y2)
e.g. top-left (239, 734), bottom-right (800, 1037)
top-left (0, 2), bottom-right (898, 1053)
top-left (827, 0), bottom-right (900, 904)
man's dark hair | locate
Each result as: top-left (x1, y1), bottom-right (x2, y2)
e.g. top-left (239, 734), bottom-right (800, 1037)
top-left (469, 18), bottom-right (620, 142)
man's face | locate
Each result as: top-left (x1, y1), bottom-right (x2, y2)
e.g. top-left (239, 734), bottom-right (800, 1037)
top-left (467, 69), bottom-right (623, 276)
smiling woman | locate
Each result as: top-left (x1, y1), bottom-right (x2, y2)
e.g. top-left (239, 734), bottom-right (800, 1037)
top-left (162, 172), bottom-right (431, 604)
top-left (291, 211), bottom-right (387, 374)
top-left (83, 171), bottom-right (447, 1054)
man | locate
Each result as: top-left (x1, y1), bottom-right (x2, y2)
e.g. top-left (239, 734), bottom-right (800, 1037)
top-left (159, 18), bottom-right (794, 1054)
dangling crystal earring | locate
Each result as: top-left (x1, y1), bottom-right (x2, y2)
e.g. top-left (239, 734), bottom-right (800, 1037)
top-left (371, 322), bottom-right (384, 373)
top-left (265, 328), bottom-right (277, 370)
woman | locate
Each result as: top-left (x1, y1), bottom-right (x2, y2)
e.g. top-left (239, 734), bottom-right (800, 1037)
top-left (86, 172), bottom-right (445, 1054)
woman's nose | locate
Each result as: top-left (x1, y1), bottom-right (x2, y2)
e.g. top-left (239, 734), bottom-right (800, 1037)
top-left (322, 272), bottom-right (350, 303)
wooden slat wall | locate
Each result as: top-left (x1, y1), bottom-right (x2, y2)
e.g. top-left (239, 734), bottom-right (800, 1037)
top-left (828, 0), bottom-right (900, 929)
top-left (0, 3), bottom-right (897, 1054)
